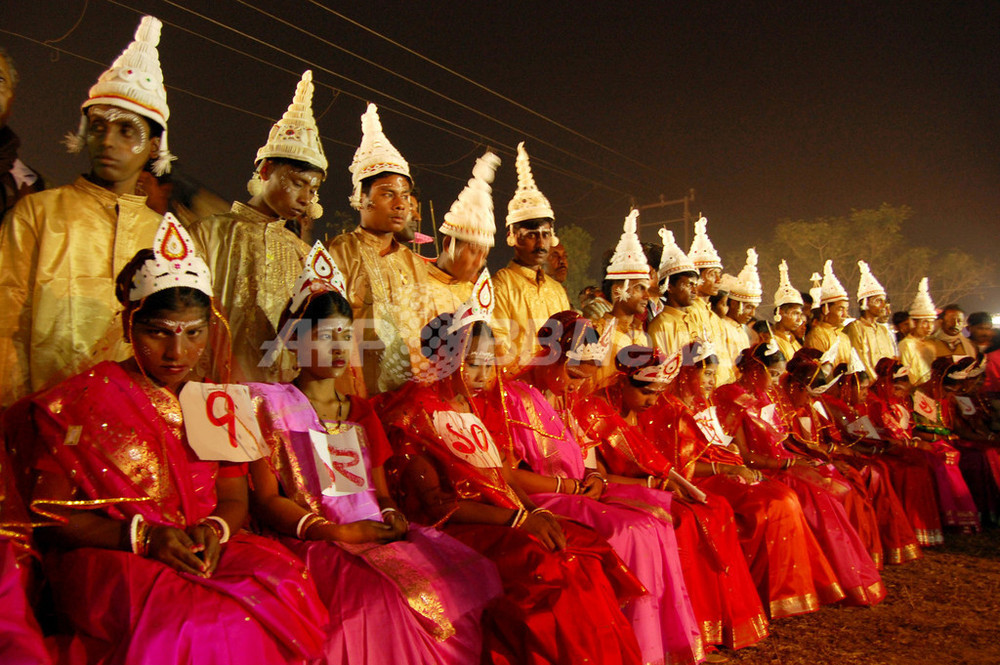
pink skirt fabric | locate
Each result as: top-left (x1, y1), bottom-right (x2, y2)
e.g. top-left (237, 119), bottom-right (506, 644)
top-left (45, 533), bottom-right (327, 665)
top-left (0, 539), bottom-right (52, 665)
top-left (282, 525), bottom-right (500, 664)
top-left (534, 484), bottom-right (706, 665)
top-left (923, 440), bottom-right (980, 531)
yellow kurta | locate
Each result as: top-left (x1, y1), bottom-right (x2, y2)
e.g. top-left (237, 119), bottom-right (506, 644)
top-left (898, 336), bottom-right (936, 387)
top-left (688, 297), bottom-right (735, 385)
top-left (648, 305), bottom-right (692, 356)
top-left (844, 317), bottom-right (898, 380)
top-left (491, 261), bottom-right (571, 373)
top-left (0, 177), bottom-right (161, 406)
top-left (773, 331), bottom-right (802, 364)
top-left (185, 202), bottom-right (310, 383)
top-left (804, 321), bottom-right (853, 368)
top-left (592, 315), bottom-right (651, 389)
top-left (719, 316), bottom-right (750, 382)
top-left (326, 226), bottom-right (433, 394)
top-left (409, 260), bottom-right (474, 382)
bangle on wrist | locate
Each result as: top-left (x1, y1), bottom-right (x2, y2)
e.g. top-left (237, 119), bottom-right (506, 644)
top-left (380, 507), bottom-right (402, 519)
top-left (130, 514), bottom-right (144, 555)
top-left (296, 512), bottom-right (325, 540)
top-left (710, 462), bottom-right (718, 475)
top-left (199, 515), bottom-right (230, 544)
top-left (554, 477), bottom-right (562, 494)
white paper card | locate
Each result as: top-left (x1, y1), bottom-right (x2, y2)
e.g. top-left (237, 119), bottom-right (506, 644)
top-left (954, 395), bottom-right (976, 417)
top-left (180, 382), bottom-right (265, 462)
top-left (432, 411), bottom-right (503, 469)
top-left (913, 390), bottom-right (939, 421)
top-left (812, 401), bottom-right (829, 420)
top-left (760, 403), bottom-right (778, 427)
top-left (309, 426), bottom-right (370, 496)
top-left (694, 406), bottom-right (733, 447)
top-left (846, 415), bottom-right (880, 440)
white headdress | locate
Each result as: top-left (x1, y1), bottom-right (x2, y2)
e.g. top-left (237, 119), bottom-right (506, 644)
top-left (348, 103), bottom-right (410, 209)
top-left (130, 213), bottom-right (212, 301)
top-left (633, 349), bottom-right (683, 384)
top-left (819, 260), bottom-right (849, 306)
top-left (506, 142), bottom-right (555, 227)
top-left (256, 71), bottom-right (327, 172)
top-left (448, 269), bottom-right (495, 335)
top-left (66, 16), bottom-right (175, 175)
top-left (439, 151), bottom-right (500, 250)
top-left (566, 319), bottom-right (615, 363)
top-left (682, 340), bottom-right (717, 367)
top-left (908, 277), bottom-right (937, 319)
top-left (808, 272), bottom-right (823, 310)
top-left (687, 216), bottom-right (722, 271)
top-left (249, 70), bottom-right (328, 218)
top-left (657, 228), bottom-right (697, 280)
top-left (605, 209), bottom-right (650, 289)
top-left (289, 242), bottom-right (347, 315)
top-left (856, 260), bottom-right (886, 306)
top-left (730, 248), bottom-right (763, 305)
top-left (774, 260), bottom-right (804, 309)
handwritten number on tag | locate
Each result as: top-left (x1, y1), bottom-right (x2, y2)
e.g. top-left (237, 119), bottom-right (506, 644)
top-left (206, 391), bottom-right (239, 448)
top-left (330, 447), bottom-right (365, 486)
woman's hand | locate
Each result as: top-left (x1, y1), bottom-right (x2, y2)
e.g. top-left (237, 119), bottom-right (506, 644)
top-left (327, 520), bottom-right (397, 545)
top-left (381, 509), bottom-right (409, 541)
top-left (520, 511), bottom-right (567, 551)
top-left (147, 524), bottom-right (212, 577)
top-left (187, 523), bottom-right (222, 576)
top-left (727, 465), bottom-right (758, 484)
top-left (578, 474), bottom-right (606, 499)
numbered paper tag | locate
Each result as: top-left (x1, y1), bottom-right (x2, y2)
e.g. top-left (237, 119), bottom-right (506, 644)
top-left (913, 390), bottom-right (939, 421)
top-left (812, 401), bottom-right (829, 421)
top-left (309, 426), bottom-right (370, 496)
top-left (798, 416), bottom-right (813, 435)
top-left (891, 404), bottom-right (911, 431)
top-left (847, 415), bottom-right (880, 440)
top-left (694, 407), bottom-right (733, 447)
top-left (583, 445), bottom-right (598, 467)
top-left (433, 412), bottom-right (503, 469)
top-left (179, 382), bottom-right (265, 462)
top-left (954, 395), bottom-right (976, 417)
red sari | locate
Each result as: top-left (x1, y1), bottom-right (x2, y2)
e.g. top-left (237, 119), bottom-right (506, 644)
top-left (714, 382), bottom-right (886, 606)
top-left (25, 362), bottom-right (327, 665)
top-left (589, 381), bottom-right (843, 619)
top-left (379, 382), bottom-right (644, 665)
top-left (570, 385), bottom-right (769, 649)
top-left (865, 376), bottom-right (945, 546)
top-left (948, 390), bottom-right (1000, 525)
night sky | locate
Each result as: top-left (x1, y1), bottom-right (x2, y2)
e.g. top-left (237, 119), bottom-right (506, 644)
top-left (5, 1), bottom-right (999, 306)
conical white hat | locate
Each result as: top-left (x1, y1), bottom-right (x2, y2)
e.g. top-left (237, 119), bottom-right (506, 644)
top-left (256, 70), bottom-right (327, 173)
top-left (730, 248), bottom-right (763, 304)
top-left (605, 209), bottom-right (649, 281)
top-left (439, 151), bottom-right (500, 248)
top-left (687, 216), bottom-right (722, 270)
top-left (348, 103), bottom-right (410, 209)
top-left (69, 16), bottom-right (175, 175)
top-left (506, 142), bottom-right (554, 226)
top-left (808, 272), bottom-right (823, 309)
top-left (657, 228), bottom-right (697, 279)
top-left (856, 260), bottom-right (886, 302)
top-left (774, 260), bottom-right (804, 308)
top-left (909, 277), bottom-right (937, 319)
top-left (819, 260), bottom-right (849, 306)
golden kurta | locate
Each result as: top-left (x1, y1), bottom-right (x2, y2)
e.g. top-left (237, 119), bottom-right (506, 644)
top-left (720, 316), bottom-right (750, 381)
top-left (804, 321), bottom-right (853, 367)
top-left (326, 226), bottom-right (434, 394)
top-left (409, 260), bottom-right (474, 382)
top-left (185, 202), bottom-right (310, 383)
top-left (928, 330), bottom-right (977, 358)
top-left (898, 335), bottom-right (936, 387)
top-left (0, 177), bottom-right (161, 406)
top-left (592, 315), bottom-right (651, 389)
top-left (843, 317), bottom-right (898, 380)
top-left (648, 305), bottom-right (692, 356)
top-left (773, 332), bottom-right (802, 365)
top-left (491, 261), bottom-right (571, 373)
top-left (688, 297), bottom-right (735, 385)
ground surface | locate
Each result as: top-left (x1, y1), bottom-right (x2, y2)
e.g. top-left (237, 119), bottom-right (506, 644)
top-left (727, 529), bottom-right (1000, 665)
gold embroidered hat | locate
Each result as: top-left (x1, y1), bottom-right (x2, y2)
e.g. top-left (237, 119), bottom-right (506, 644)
top-left (605, 209), bottom-right (650, 282)
top-left (687, 216), bottom-right (722, 270)
top-left (256, 70), bottom-right (328, 173)
top-left (730, 248), bottom-right (763, 305)
top-left (506, 142), bottom-right (555, 226)
top-left (774, 259), bottom-right (804, 308)
top-left (439, 151), bottom-right (501, 248)
top-left (348, 103), bottom-right (410, 209)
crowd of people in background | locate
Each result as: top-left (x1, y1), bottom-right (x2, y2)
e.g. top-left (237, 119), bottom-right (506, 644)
top-left (1, 15), bottom-right (998, 665)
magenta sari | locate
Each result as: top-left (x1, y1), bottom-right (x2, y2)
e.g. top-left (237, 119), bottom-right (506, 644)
top-left (497, 380), bottom-right (710, 664)
top-left (249, 382), bottom-right (502, 664)
top-left (27, 362), bottom-right (327, 665)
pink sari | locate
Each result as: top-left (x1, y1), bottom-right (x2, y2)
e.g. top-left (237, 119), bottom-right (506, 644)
top-left (249, 382), bottom-right (501, 664)
top-left (27, 362), bottom-right (327, 665)
top-left (496, 380), bottom-right (707, 664)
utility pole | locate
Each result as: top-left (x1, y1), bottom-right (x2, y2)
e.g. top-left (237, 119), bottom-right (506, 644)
top-left (631, 188), bottom-right (696, 249)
